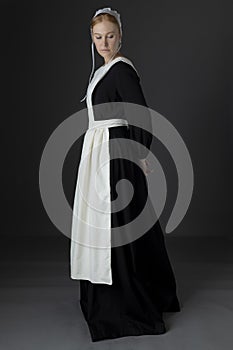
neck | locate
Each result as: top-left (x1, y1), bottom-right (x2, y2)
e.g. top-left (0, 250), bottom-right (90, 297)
top-left (104, 52), bottom-right (122, 65)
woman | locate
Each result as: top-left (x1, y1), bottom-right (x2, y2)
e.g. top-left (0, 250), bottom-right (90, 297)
top-left (70, 7), bottom-right (181, 342)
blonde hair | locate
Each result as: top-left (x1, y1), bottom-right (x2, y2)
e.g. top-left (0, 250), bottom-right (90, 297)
top-left (90, 13), bottom-right (121, 36)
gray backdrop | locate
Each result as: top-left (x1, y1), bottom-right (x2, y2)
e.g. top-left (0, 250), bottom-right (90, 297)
top-left (2, 0), bottom-right (233, 237)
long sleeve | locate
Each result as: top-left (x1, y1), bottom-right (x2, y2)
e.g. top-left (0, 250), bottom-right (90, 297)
top-left (114, 62), bottom-right (153, 159)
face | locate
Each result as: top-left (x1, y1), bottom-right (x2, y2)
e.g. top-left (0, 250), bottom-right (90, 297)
top-left (92, 19), bottom-right (121, 63)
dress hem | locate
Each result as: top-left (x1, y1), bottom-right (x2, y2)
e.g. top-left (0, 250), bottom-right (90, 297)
top-left (80, 300), bottom-right (167, 342)
top-left (79, 300), bottom-right (170, 342)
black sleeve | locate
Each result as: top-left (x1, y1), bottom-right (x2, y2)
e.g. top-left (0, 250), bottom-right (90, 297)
top-left (114, 62), bottom-right (153, 159)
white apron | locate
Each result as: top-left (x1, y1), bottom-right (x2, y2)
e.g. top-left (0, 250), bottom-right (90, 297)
top-left (70, 56), bottom-right (138, 285)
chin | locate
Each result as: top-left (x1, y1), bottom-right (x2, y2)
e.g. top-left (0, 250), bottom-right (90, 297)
top-left (99, 52), bottom-right (112, 59)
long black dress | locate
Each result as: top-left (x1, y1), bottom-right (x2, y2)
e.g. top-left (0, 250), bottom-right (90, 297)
top-left (79, 60), bottom-right (181, 341)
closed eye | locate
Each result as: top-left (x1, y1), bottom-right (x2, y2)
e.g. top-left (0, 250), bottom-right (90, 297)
top-left (96, 35), bottom-right (114, 39)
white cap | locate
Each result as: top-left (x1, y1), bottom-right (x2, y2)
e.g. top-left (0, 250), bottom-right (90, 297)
top-left (80, 7), bottom-right (122, 102)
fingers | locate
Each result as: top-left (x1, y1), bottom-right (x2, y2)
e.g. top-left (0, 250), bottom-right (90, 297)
top-left (138, 159), bottom-right (154, 176)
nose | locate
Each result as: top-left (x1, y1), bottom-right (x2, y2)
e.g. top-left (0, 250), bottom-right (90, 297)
top-left (103, 37), bottom-right (108, 47)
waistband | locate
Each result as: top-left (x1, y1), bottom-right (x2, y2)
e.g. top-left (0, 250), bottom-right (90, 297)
top-left (88, 118), bottom-right (129, 131)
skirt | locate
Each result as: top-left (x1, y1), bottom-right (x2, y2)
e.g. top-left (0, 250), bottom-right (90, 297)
top-left (79, 125), bottom-right (181, 342)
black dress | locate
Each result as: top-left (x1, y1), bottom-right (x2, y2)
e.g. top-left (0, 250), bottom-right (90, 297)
top-left (79, 60), bottom-right (181, 341)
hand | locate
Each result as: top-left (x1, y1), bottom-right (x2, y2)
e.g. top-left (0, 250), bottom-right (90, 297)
top-left (138, 158), bottom-right (154, 176)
